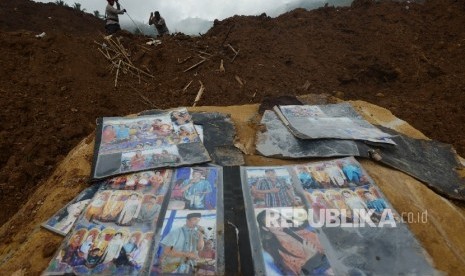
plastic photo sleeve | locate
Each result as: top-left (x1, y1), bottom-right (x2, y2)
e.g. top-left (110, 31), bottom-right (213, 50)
top-left (42, 184), bottom-right (101, 236)
top-left (243, 166), bottom-right (304, 208)
top-left (43, 169), bottom-right (175, 275)
top-left (276, 103), bottom-right (395, 145)
top-left (152, 210), bottom-right (218, 274)
top-left (91, 108), bottom-right (211, 179)
top-left (167, 167), bottom-right (219, 211)
top-left (150, 165), bottom-right (224, 275)
top-left (43, 223), bottom-right (155, 275)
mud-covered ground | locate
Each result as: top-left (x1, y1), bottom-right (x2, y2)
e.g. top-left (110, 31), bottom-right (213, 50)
top-left (0, 0), bottom-right (464, 225)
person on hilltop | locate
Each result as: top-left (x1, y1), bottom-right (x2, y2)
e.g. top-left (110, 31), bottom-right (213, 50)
top-left (105, 0), bottom-right (126, 35)
top-left (149, 11), bottom-right (170, 37)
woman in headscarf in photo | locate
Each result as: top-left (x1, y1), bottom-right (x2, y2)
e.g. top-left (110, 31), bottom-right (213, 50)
top-left (256, 210), bottom-right (332, 275)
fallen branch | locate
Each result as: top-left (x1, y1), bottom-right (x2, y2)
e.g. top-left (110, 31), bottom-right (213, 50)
top-left (193, 81), bottom-right (205, 107)
top-left (219, 59), bottom-right (225, 73)
top-left (198, 50), bottom-right (213, 57)
top-left (227, 44), bottom-right (240, 62)
top-left (177, 56), bottom-right (192, 64)
top-left (221, 24), bottom-right (234, 46)
top-left (235, 75), bottom-right (244, 87)
top-left (184, 58), bottom-right (207, 73)
top-left (122, 61), bottom-right (154, 78)
top-left (115, 60), bottom-right (122, 87)
top-left (131, 87), bottom-right (159, 108)
top-left (183, 80), bottom-right (193, 92)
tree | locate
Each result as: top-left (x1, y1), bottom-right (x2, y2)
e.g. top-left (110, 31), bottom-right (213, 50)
top-left (54, 0), bottom-right (69, 7)
top-left (93, 10), bottom-right (102, 18)
top-left (73, 2), bottom-right (86, 12)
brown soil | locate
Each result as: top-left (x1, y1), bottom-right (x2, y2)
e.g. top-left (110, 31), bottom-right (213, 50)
top-left (0, 0), bottom-right (464, 227)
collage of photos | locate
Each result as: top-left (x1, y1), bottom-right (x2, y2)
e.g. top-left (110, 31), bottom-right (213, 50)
top-left (43, 184), bottom-right (101, 236)
top-left (44, 224), bottom-right (155, 275)
top-left (151, 166), bottom-right (222, 275)
top-left (152, 210), bottom-right (217, 275)
top-left (292, 158), bottom-right (397, 224)
top-left (304, 185), bottom-right (393, 223)
top-left (276, 104), bottom-right (395, 144)
top-left (104, 170), bottom-right (172, 195)
top-left (168, 167), bottom-right (219, 210)
top-left (254, 208), bottom-right (333, 275)
top-left (245, 167), bottom-right (303, 208)
top-left (294, 159), bottom-right (371, 191)
top-left (44, 170), bottom-right (176, 275)
top-left (241, 166), bottom-right (333, 275)
top-left (92, 108), bottom-right (211, 179)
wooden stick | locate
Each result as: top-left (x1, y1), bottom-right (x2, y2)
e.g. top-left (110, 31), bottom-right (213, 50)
top-left (122, 61), bottom-right (154, 78)
top-left (227, 44), bottom-right (239, 62)
top-left (235, 75), bottom-right (244, 87)
top-left (115, 60), bottom-right (122, 87)
top-left (184, 58), bottom-right (207, 73)
top-left (193, 81), bottom-right (205, 107)
top-left (131, 87), bottom-right (159, 108)
top-left (177, 56), bottom-right (192, 64)
top-left (183, 80), bottom-right (193, 92)
top-left (219, 59), bottom-right (225, 73)
top-left (231, 49), bottom-right (240, 62)
top-left (98, 48), bottom-right (111, 60)
top-left (221, 24), bottom-right (234, 46)
top-left (227, 44), bottom-right (238, 55)
top-left (198, 50), bottom-right (213, 56)
top-left (108, 37), bottom-right (133, 66)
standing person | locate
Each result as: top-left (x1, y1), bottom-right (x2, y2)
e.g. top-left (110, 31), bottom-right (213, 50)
top-left (251, 169), bottom-right (297, 207)
top-left (181, 170), bottom-right (212, 209)
top-left (105, 0), bottom-right (126, 35)
top-left (160, 213), bottom-right (205, 273)
top-left (149, 11), bottom-right (170, 37)
top-left (117, 193), bottom-right (142, 226)
top-left (102, 232), bottom-right (124, 263)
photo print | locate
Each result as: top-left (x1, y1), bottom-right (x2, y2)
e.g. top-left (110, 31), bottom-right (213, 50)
top-left (43, 223), bottom-right (155, 275)
top-left (168, 167), bottom-right (219, 210)
top-left (152, 210), bottom-right (217, 275)
top-left (245, 167), bottom-right (303, 208)
top-left (276, 103), bottom-right (395, 144)
top-left (43, 184), bottom-right (101, 236)
top-left (254, 208), bottom-right (333, 276)
top-left (92, 108), bottom-right (210, 179)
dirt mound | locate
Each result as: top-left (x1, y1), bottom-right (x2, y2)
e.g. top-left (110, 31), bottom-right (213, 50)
top-left (0, 0), bottom-right (103, 35)
top-left (0, 0), bottom-right (465, 226)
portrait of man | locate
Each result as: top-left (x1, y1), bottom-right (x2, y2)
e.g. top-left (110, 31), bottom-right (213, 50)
top-left (251, 169), bottom-right (297, 207)
top-left (181, 170), bottom-right (212, 210)
top-left (160, 212), bottom-right (205, 274)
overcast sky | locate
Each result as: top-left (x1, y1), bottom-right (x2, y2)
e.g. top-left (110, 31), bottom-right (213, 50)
top-left (37, 0), bottom-right (350, 34)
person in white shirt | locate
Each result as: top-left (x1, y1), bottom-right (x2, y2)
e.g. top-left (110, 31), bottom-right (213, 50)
top-left (105, 0), bottom-right (126, 35)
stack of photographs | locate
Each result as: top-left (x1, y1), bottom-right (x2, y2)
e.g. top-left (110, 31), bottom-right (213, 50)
top-left (43, 166), bottom-right (224, 275)
top-left (274, 103), bottom-right (395, 145)
top-left (91, 108), bottom-right (211, 179)
top-left (43, 169), bottom-right (174, 275)
top-left (42, 185), bottom-right (101, 236)
top-left (241, 157), bottom-right (436, 275)
top-left (150, 166), bottom-right (224, 275)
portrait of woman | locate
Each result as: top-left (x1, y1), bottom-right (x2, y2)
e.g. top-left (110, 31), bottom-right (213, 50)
top-left (256, 210), bottom-right (332, 275)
